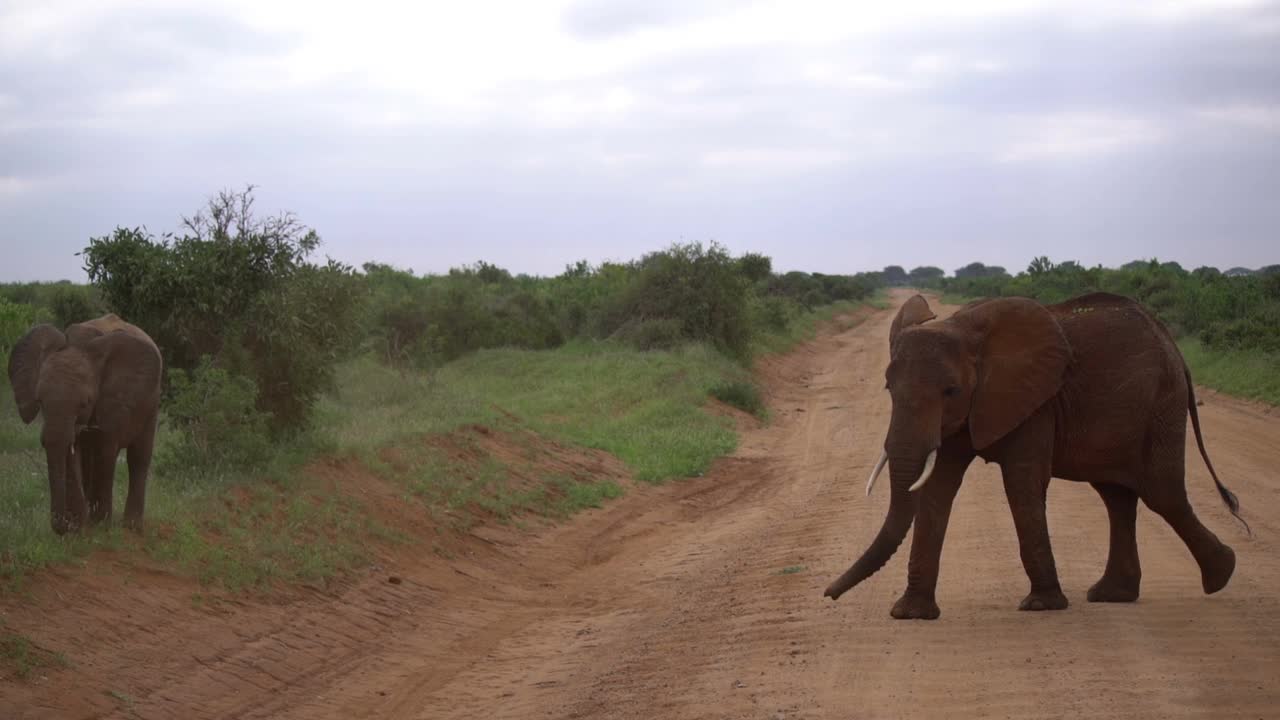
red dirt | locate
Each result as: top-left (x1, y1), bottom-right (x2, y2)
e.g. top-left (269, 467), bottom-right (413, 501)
top-left (3, 291), bottom-right (1278, 719)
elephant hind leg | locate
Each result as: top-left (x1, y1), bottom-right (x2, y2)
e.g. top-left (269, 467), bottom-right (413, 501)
top-left (122, 414), bottom-right (157, 533)
top-left (1088, 482), bottom-right (1141, 602)
top-left (1140, 464), bottom-right (1235, 595)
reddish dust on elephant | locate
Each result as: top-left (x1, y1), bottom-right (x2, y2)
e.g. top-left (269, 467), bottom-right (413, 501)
top-left (2, 292), bottom-right (1277, 719)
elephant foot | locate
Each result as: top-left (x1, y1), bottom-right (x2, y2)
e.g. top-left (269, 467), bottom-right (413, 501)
top-left (123, 514), bottom-right (145, 534)
top-left (1018, 588), bottom-right (1068, 612)
top-left (1201, 544), bottom-right (1235, 595)
top-left (1087, 577), bottom-right (1140, 603)
top-left (890, 591), bottom-right (941, 620)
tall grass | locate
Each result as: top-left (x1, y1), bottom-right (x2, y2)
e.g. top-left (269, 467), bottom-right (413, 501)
top-left (1179, 339), bottom-right (1280, 406)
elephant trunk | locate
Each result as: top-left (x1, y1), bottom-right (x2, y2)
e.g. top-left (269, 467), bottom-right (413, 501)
top-left (45, 444), bottom-right (71, 535)
top-left (824, 474), bottom-right (920, 600)
top-left (826, 405), bottom-right (938, 601)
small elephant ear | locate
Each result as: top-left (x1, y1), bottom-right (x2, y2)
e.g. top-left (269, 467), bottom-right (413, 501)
top-left (889, 294), bottom-right (937, 352)
top-left (958, 297), bottom-right (1072, 450)
top-left (7, 324), bottom-right (67, 424)
top-left (85, 330), bottom-right (162, 431)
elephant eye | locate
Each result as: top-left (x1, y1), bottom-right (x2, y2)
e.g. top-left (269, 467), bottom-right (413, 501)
top-left (942, 385), bottom-right (960, 397)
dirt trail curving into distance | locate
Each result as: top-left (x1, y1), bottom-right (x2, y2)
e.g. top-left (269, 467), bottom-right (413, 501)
top-left (4, 290), bottom-right (1278, 719)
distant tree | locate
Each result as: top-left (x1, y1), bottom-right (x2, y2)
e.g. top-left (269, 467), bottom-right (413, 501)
top-left (881, 265), bottom-right (909, 286)
top-left (450, 261), bottom-right (512, 284)
top-left (736, 253), bottom-right (773, 284)
top-left (908, 266), bottom-right (945, 286)
top-left (1192, 266), bottom-right (1222, 281)
top-left (1027, 256), bottom-right (1056, 275)
top-left (1160, 261), bottom-right (1187, 275)
top-left (954, 262), bottom-right (1009, 279)
top-left (1258, 264), bottom-right (1280, 275)
top-left (1224, 267), bottom-right (1255, 277)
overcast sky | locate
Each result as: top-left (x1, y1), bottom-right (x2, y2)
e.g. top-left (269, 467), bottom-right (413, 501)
top-left (2, 0), bottom-right (1278, 281)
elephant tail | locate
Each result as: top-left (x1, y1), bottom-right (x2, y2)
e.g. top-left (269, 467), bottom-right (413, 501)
top-left (1185, 367), bottom-right (1251, 536)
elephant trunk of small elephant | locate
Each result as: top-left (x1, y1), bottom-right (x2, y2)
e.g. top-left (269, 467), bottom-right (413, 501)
top-left (824, 480), bottom-right (919, 600)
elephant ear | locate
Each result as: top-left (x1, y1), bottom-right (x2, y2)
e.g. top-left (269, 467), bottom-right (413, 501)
top-left (960, 297), bottom-right (1072, 450)
top-left (85, 331), bottom-right (162, 431)
top-left (889, 294), bottom-right (937, 353)
top-left (7, 324), bottom-right (67, 424)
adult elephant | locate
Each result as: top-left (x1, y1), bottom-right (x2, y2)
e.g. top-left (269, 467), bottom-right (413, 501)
top-left (7, 313), bottom-right (162, 534)
top-left (823, 292), bottom-right (1246, 619)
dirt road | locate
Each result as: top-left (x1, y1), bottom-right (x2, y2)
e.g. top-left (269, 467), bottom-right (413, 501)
top-left (4, 291), bottom-right (1277, 719)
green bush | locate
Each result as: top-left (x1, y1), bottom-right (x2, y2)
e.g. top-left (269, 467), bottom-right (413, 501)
top-left (0, 298), bottom-right (46, 353)
top-left (611, 317), bottom-right (686, 351)
top-left (752, 295), bottom-right (800, 334)
top-left (80, 186), bottom-right (365, 433)
top-left (48, 284), bottom-right (104, 328)
top-left (364, 264), bottom-right (564, 369)
top-left (603, 241), bottom-right (755, 359)
top-left (157, 357), bottom-right (271, 474)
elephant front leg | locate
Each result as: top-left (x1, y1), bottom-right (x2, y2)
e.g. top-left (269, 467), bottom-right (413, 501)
top-left (892, 445), bottom-right (972, 620)
top-left (1000, 459), bottom-right (1068, 612)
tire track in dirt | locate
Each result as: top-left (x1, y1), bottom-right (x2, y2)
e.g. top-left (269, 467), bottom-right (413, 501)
top-left (4, 294), bottom-right (1276, 719)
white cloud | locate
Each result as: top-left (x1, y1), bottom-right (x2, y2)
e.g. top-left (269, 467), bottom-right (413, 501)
top-left (1, 0), bottom-right (1277, 279)
top-left (699, 147), bottom-right (846, 173)
top-left (1196, 103), bottom-right (1280, 132)
top-left (997, 112), bottom-right (1169, 163)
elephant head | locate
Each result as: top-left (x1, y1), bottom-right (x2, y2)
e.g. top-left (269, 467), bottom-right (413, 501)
top-left (7, 321), bottom-right (161, 534)
top-left (825, 294), bottom-right (1071, 600)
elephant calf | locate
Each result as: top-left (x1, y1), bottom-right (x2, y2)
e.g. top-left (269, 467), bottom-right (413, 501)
top-left (8, 313), bottom-right (163, 534)
top-left (825, 292), bottom-right (1246, 619)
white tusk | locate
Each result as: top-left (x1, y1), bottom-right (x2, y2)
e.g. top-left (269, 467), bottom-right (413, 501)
top-left (909, 449), bottom-right (937, 492)
top-left (864, 450), bottom-right (889, 496)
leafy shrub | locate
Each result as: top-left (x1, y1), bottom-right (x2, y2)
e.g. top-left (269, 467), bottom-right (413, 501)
top-left (80, 186), bottom-right (365, 433)
top-left (0, 298), bottom-right (46, 353)
top-left (603, 241), bottom-right (755, 359)
top-left (752, 295), bottom-right (800, 333)
top-left (157, 357), bottom-right (271, 474)
top-left (611, 318), bottom-right (685, 351)
top-left (709, 379), bottom-right (766, 417)
top-left (49, 284), bottom-right (103, 328)
top-left (364, 262), bottom-right (566, 370)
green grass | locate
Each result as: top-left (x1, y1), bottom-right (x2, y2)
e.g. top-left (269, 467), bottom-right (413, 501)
top-left (434, 341), bottom-right (744, 483)
top-left (1, 620), bottom-right (69, 679)
top-left (776, 565), bottom-right (807, 575)
top-left (709, 380), bottom-right (766, 418)
top-left (0, 299), bottom-right (876, 592)
top-left (751, 300), bottom-right (869, 357)
top-left (366, 437), bottom-right (625, 531)
top-left (1180, 339), bottom-right (1280, 406)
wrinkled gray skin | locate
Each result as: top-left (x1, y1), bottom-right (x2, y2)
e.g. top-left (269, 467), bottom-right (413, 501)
top-left (7, 314), bottom-right (162, 534)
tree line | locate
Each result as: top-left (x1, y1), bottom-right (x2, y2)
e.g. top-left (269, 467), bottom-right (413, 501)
top-left (1, 187), bottom-right (881, 470)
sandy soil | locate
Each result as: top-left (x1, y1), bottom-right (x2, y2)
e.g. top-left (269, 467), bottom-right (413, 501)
top-left (3, 290), bottom-right (1277, 719)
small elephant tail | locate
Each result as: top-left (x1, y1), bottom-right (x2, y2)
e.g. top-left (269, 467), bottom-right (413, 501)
top-left (1185, 367), bottom-right (1251, 537)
